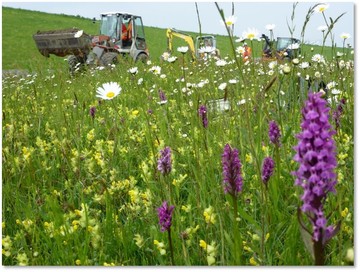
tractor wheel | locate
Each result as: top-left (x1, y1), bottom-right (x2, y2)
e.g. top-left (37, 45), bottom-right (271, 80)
top-left (136, 53), bottom-right (149, 63)
top-left (101, 52), bottom-right (119, 67)
top-left (68, 55), bottom-right (84, 75)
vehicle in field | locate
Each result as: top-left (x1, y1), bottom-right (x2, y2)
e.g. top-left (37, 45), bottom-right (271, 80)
top-left (261, 33), bottom-right (301, 61)
top-left (33, 12), bottom-right (149, 73)
top-left (166, 28), bottom-right (220, 60)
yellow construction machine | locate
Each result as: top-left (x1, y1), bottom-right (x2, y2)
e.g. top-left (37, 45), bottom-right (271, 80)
top-left (166, 28), bottom-right (220, 60)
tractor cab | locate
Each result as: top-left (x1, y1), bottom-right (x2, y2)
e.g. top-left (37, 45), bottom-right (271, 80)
top-left (98, 12), bottom-right (149, 61)
top-left (195, 35), bottom-right (220, 59)
top-left (276, 37), bottom-right (300, 59)
top-left (262, 34), bottom-right (300, 61)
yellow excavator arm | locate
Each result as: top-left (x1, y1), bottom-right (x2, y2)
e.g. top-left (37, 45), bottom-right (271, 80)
top-left (166, 28), bottom-right (196, 60)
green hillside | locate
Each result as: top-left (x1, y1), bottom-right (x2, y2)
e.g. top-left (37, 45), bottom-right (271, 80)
top-left (1, 7), bottom-right (239, 71)
top-left (2, 7), bottom-right (334, 71)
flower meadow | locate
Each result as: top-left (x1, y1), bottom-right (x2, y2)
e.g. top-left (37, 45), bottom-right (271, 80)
top-left (2, 6), bottom-right (354, 267)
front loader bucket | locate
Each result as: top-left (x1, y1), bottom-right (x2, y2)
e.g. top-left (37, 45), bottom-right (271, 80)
top-left (33, 28), bottom-right (92, 58)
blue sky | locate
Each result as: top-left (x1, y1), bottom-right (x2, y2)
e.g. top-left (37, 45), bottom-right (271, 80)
top-left (2, 1), bottom-right (354, 47)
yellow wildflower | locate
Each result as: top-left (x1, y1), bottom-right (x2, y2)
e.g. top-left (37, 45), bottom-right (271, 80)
top-left (265, 233), bottom-right (270, 242)
top-left (341, 207), bottom-right (349, 218)
top-left (250, 256), bottom-right (258, 265)
top-left (199, 240), bottom-right (207, 250)
top-left (245, 153), bottom-right (253, 164)
top-left (345, 248), bottom-right (354, 263)
top-left (87, 128), bottom-right (95, 141)
top-left (2, 235), bottom-right (12, 257)
top-left (16, 252), bottom-right (29, 266)
top-left (203, 206), bottom-right (216, 224)
top-left (207, 255), bottom-right (216, 266)
top-left (154, 240), bottom-right (166, 255)
top-left (104, 262), bottom-right (115, 266)
top-left (133, 234), bottom-right (145, 248)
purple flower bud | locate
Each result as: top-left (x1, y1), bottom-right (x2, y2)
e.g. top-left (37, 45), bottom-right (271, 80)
top-left (198, 105), bottom-right (208, 128)
top-left (222, 144), bottom-right (243, 196)
top-left (89, 106), bottom-right (96, 119)
top-left (269, 120), bottom-right (281, 146)
top-left (261, 157), bottom-right (275, 184)
top-left (157, 201), bottom-right (175, 232)
top-left (292, 92), bottom-right (337, 244)
top-left (158, 89), bottom-right (167, 103)
top-left (332, 97), bottom-right (346, 131)
top-left (157, 147), bottom-right (172, 175)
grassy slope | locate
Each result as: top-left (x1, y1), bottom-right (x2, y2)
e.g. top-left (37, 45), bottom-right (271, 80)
top-left (2, 7), bottom-right (332, 71)
top-left (1, 7), bottom-right (262, 71)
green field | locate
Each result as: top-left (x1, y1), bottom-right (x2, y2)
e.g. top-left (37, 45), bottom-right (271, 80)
top-left (2, 7), bottom-right (337, 71)
top-left (2, 6), bottom-right (354, 267)
top-left (2, 7), bottom-right (239, 70)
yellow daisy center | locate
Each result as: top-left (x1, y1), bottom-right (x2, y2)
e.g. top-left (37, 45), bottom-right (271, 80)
top-left (106, 91), bottom-right (115, 98)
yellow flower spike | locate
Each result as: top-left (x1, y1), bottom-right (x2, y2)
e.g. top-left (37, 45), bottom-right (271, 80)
top-left (74, 209), bottom-right (82, 216)
top-left (265, 233), bottom-right (270, 242)
top-left (252, 234), bottom-right (260, 241)
top-left (199, 240), bottom-right (207, 250)
top-left (203, 206), bottom-right (216, 224)
top-left (181, 205), bottom-right (192, 213)
top-left (244, 245), bottom-right (253, 252)
top-left (132, 110), bottom-right (139, 116)
top-left (207, 255), bottom-right (216, 266)
top-left (345, 248), bottom-right (354, 263)
top-left (206, 243), bottom-right (216, 255)
top-left (245, 153), bottom-right (253, 164)
top-left (103, 262), bottom-right (115, 266)
top-left (261, 145), bottom-right (269, 157)
top-left (341, 207), bottom-right (349, 218)
top-left (133, 234), bottom-right (144, 248)
top-left (86, 128), bottom-right (95, 141)
top-left (250, 256), bottom-right (258, 266)
top-left (17, 252), bottom-right (29, 266)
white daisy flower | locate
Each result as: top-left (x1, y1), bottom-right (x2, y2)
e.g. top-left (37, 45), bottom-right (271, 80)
top-left (326, 81), bottom-right (337, 89)
top-left (317, 25), bottom-right (328, 32)
top-left (161, 51), bottom-right (171, 61)
top-left (236, 46), bottom-right (245, 54)
top-left (311, 54), bottom-right (326, 64)
top-left (128, 67), bottom-right (138, 75)
top-left (96, 82), bottom-right (121, 100)
top-left (331, 89), bottom-right (341, 95)
top-left (215, 59), bottom-right (227, 67)
top-left (265, 24), bottom-right (275, 31)
top-left (315, 3), bottom-right (329, 13)
top-left (218, 82), bottom-right (227, 90)
top-left (340, 33), bottom-right (351, 40)
top-left (229, 79), bottom-right (238, 84)
top-left (221, 15), bottom-right (237, 27)
top-left (198, 46), bottom-right (215, 54)
top-left (167, 56), bottom-right (178, 63)
top-left (242, 28), bottom-right (260, 40)
top-left (149, 66), bottom-right (161, 75)
top-left (299, 62), bottom-right (310, 69)
top-left (177, 46), bottom-right (189, 54)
